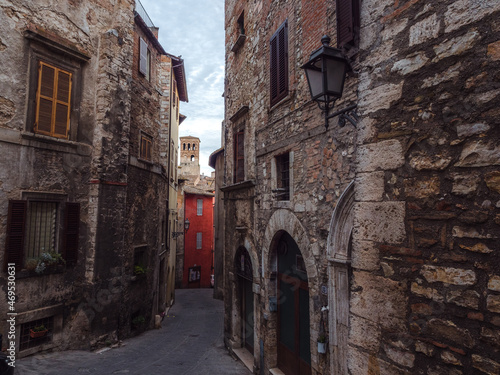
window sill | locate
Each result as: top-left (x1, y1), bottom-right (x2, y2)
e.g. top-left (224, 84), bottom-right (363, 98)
top-left (16, 265), bottom-right (65, 279)
top-left (220, 179), bottom-right (255, 192)
top-left (231, 34), bottom-right (247, 53)
top-left (269, 90), bottom-right (295, 112)
top-left (20, 131), bottom-right (92, 155)
top-left (273, 200), bottom-right (290, 209)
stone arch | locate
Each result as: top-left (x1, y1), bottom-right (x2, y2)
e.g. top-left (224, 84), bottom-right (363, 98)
top-left (262, 209), bottom-right (318, 373)
top-left (326, 181), bottom-right (355, 375)
top-left (229, 242), bottom-right (260, 358)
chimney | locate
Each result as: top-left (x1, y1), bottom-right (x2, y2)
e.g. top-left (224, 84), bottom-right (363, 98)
top-left (149, 26), bottom-right (159, 39)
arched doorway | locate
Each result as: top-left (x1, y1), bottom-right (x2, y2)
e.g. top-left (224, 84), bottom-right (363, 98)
top-left (235, 247), bottom-right (254, 353)
top-left (276, 232), bottom-right (311, 375)
top-left (327, 181), bottom-right (354, 375)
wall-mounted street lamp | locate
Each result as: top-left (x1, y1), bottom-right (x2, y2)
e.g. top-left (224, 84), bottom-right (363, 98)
top-left (172, 218), bottom-right (190, 239)
top-left (301, 35), bottom-right (358, 130)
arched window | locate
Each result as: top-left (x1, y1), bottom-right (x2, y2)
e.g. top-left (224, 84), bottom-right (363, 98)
top-left (188, 143), bottom-right (191, 150)
top-left (183, 143), bottom-right (186, 150)
top-left (191, 155), bottom-right (195, 162)
top-left (193, 144), bottom-right (196, 150)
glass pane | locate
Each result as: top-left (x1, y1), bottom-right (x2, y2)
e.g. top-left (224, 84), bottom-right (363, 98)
top-left (305, 68), bottom-right (323, 99)
top-left (325, 58), bottom-right (346, 96)
top-left (279, 279), bottom-right (295, 352)
top-left (299, 288), bottom-right (311, 365)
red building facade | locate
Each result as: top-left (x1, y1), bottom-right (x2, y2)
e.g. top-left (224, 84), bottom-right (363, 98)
top-left (182, 188), bottom-right (214, 288)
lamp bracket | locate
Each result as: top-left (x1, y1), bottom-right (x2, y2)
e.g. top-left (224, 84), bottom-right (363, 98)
top-left (327, 104), bottom-right (358, 128)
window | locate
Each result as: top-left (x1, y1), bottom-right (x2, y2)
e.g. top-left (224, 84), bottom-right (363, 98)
top-left (140, 133), bottom-right (152, 161)
top-left (196, 232), bottom-right (202, 249)
top-left (276, 153), bottom-right (290, 201)
top-left (4, 199), bottom-right (80, 270)
top-left (197, 199), bottom-right (203, 216)
top-left (170, 140), bottom-right (175, 181)
top-left (336, 0), bottom-right (360, 48)
top-left (238, 12), bottom-right (245, 35)
top-left (191, 155), bottom-right (195, 162)
top-left (270, 20), bottom-right (288, 106)
top-left (139, 37), bottom-right (151, 80)
top-left (34, 62), bottom-right (72, 139)
top-left (19, 316), bottom-right (54, 351)
top-left (183, 143), bottom-right (186, 150)
top-left (234, 128), bottom-right (245, 183)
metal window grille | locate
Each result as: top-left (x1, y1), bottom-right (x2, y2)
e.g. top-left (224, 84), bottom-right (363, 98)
top-left (26, 201), bottom-right (57, 259)
top-left (275, 153), bottom-right (290, 201)
top-left (19, 316), bottom-right (54, 351)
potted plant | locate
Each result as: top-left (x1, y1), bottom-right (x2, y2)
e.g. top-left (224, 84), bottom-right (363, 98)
top-left (317, 334), bottom-right (327, 354)
top-left (134, 265), bottom-right (147, 276)
top-left (26, 252), bottom-right (65, 275)
top-left (30, 324), bottom-right (48, 338)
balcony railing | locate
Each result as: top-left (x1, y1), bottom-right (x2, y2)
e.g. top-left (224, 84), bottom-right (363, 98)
top-left (135, 0), bottom-right (155, 28)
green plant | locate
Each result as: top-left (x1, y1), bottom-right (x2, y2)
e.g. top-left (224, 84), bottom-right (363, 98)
top-left (132, 315), bottom-right (146, 326)
top-left (134, 265), bottom-right (147, 276)
top-left (27, 252), bottom-right (66, 274)
top-left (317, 334), bottom-right (327, 343)
top-left (33, 324), bottom-right (46, 332)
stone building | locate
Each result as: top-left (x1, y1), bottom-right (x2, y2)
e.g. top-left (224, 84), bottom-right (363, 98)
top-left (0, 0), bottom-right (186, 356)
top-left (221, 0), bottom-right (500, 374)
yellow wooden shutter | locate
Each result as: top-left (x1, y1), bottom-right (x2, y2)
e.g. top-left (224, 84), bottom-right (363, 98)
top-left (35, 62), bottom-right (72, 139)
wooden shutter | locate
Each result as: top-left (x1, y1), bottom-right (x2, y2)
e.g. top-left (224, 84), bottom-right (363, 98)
top-left (234, 130), bottom-right (245, 183)
top-left (63, 202), bottom-right (80, 266)
top-left (35, 62), bottom-right (72, 139)
top-left (4, 200), bottom-right (27, 271)
top-left (270, 21), bottom-right (288, 106)
top-left (337, 0), bottom-right (359, 47)
top-left (139, 37), bottom-right (148, 76)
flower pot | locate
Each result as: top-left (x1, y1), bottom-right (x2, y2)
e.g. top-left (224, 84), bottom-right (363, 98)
top-left (318, 341), bottom-right (327, 354)
top-left (30, 329), bottom-right (48, 339)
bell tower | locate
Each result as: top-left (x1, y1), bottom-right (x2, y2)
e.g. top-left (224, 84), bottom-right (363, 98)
top-left (179, 136), bottom-right (200, 177)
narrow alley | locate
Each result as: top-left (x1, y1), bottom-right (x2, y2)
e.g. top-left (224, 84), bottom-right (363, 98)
top-left (14, 290), bottom-right (251, 375)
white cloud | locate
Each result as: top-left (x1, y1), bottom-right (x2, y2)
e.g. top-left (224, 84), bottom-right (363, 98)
top-left (139, 0), bottom-right (225, 175)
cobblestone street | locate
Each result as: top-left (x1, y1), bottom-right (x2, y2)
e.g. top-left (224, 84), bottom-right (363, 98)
top-left (14, 289), bottom-right (251, 375)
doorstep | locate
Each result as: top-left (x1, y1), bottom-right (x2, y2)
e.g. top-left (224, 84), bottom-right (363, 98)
top-left (269, 368), bottom-right (285, 375)
top-left (233, 347), bottom-right (254, 372)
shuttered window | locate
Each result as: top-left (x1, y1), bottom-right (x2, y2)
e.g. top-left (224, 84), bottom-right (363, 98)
top-left (234, 130), bottom-right (245, 183)
top-left (139, 37), bottom-right (150, 80)
top-left (337, 0), bottom-right (360, 48)
top-left (140, 133), bottom-right (152, 161)
top-left (4, 201), bottom-right (27, 271)
top-left (4, 200), bottom-right (80, 270)
top-left (270, 20), bottom-right (288, 106)
top-left (63, 202), bottom-right (80, 266)
top-left (35, 62), bottom-right (72, 139)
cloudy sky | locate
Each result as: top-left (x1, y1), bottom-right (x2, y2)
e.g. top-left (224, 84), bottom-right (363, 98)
top-left (139, 0), bottom-right (225, 176)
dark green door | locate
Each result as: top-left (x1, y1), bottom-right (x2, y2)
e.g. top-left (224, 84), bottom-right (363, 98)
top-left (277, 232), bottom-right (311, 375)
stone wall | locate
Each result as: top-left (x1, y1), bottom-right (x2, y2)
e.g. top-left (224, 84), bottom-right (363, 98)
top-left (223, 0), bottom-right (500, 374)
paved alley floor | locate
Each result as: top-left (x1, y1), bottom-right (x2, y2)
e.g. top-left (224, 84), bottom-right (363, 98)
top-left (15, 289), bottom-right (251, 375)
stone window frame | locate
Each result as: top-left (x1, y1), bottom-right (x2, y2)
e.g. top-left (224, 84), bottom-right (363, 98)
top-left (271, 150), bottom-right (294, 208)
top-left (25, 29), bottom-right (88, 143)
